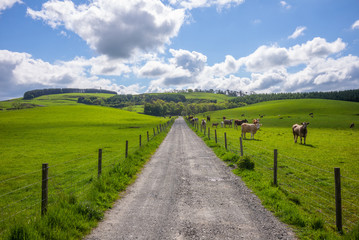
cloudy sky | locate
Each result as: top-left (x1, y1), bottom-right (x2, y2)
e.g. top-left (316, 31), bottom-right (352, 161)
top-left (1, 0), bottom-right (359, 100)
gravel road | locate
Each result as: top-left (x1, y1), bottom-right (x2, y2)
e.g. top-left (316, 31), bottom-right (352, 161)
top-left (86, 117), bottom-right (296, 240)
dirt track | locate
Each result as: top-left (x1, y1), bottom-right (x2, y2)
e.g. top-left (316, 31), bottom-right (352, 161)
top-left (86, 117), bottom-right (296, 240)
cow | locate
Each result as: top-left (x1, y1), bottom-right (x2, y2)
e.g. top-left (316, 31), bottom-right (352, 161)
top-left (234, 119), bottom-right (248, 129)
top-left (309, 113), bottom-right (314, 118)
top-left (221, 121), bottom-right (224, 128)
top-left (223, 116), bottom-right (226, 121)
top-left (212, 123), bottom-right (219, 128)
top-left (223, 119), bottom-right (233, 128)
top-left (207, 116), bottom-right (211, 122)
top-left (241, 123), bottom-right (261, 139)
top-left (292, 122), bottom-right (309, 144)
top-left (350, 122), bottom-right (355, 128)
top-left (201, 119), bottom-right (206, 128)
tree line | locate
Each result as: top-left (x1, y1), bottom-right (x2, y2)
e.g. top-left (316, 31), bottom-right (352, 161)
top-left (229, 89), bottom-right (359, 105)
top-left (23, 88), bottom-right (117, 100)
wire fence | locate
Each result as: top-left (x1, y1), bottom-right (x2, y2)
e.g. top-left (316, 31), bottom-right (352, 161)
top-left (0, 119), bottom-right (174, 238)
top-left (188, 119), bottom-right (359, 233)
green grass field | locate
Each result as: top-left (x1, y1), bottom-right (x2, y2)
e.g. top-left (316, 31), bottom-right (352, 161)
top-left (0, 104), bottom-right (168, 238)
top-left (193, 99), bottom-right (359, 239)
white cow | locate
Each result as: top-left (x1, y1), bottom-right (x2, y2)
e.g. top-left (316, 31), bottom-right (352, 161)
top-left (241, 123), bottom-right (262, 139)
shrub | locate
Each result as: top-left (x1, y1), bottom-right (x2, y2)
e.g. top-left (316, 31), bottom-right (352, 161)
top-left (237, 155), bottom-right (255, 170)
top-left (222, 152), bottom-right (240, 163)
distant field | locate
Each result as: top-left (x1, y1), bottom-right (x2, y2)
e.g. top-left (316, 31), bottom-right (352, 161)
top-left (0, 93), bottom-right (116, 110)
top-left (147, 92), bottom-right (235, 103)
top-left (0, 105), bottom-right (167, 235)
top-left (200, 99), bottom-right (359, 235)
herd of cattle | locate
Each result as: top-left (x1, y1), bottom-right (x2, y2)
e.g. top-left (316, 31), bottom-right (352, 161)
top-left (187, 115), bottom-right (311, 144)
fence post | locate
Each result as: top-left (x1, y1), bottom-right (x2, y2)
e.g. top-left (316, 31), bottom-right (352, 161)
top-left (153, 128), bottom-right (156, 136)
top-left (125, 140), bottom-right (128, 158)
top-left (139, 135), bottom-right (142, 148)
top-left (240, 137), bottom-right (243, 156)
top-left (273, 149), bottom-right (278, 186)
top-left (147, 131), bottom-right (149, 142)
top-left (224, 132), bottom-right (227, 150)
top-left (204, 126), bottom-right (206, 136)
top-left (41, 163), bottom-right (48, 216)
top-left (215, 129), bottom-right (217, 144)
top-left (98, 149), bottom-right (102, 178)
top-left (208, 128), bottom-right (210, 140)
top-left (334, 168), bottom-right (343, 233)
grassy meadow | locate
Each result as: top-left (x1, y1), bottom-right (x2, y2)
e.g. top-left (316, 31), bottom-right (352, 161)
top-left (0, 102), bottom-right (170, 239)
top-left (192, 99), bottom-right (359, 239)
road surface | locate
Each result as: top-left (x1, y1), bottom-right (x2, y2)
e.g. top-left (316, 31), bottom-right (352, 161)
top-left (86, 117), bottom-right (295, 240)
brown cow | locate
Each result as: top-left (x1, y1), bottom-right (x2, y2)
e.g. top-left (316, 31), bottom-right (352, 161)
top-left (234, 119), bottom-right (248, 129)
top-left (223, 119), bottom-right (233, 128)
top-left (292, 122), bottom-right (309, 144)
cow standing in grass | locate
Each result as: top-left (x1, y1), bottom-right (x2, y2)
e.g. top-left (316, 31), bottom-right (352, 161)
top-left (292, 122), bottom-right (309, 145)
top-left (241, 123), bottom-right (261, 139)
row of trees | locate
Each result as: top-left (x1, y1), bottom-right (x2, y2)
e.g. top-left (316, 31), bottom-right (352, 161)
top-left (229, 89), bottom-right (359, 105)
top-left (143, 100), bottom-right (246, 116)
top-left (23, 88), bottom-right (117, 100)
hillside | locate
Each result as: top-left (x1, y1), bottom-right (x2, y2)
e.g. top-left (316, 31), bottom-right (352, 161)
top-left (198, 99), bottom-right (359, 238)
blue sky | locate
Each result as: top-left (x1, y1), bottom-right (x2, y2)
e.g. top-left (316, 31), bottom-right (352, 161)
top-left (0, 0), bottom-right (359, 100)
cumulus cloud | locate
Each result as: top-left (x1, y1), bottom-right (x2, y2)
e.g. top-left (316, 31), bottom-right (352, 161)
top-left (27, 0), bottom-right (186, 59)
top-left (288, 26), bottom-right (306, 39)
top-left (142, 49), bottom-right (207, 89)
top-left (244, 37), bottom-right (346, 72)
top-left (146, 37), bottom-right (357, 94)
top-left (0, 50), bottom-right (138, 100)
top-left (352, 20), bottom-right (359, 30)
top-left (169, 0), bottom-right (244, 10)
top-left (0, 0), bottom-right (22, 13)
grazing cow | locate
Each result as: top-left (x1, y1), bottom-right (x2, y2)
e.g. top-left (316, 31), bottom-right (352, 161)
top-left (223, 119), bottom-right (233, 128)
top-left (234, 119), bottom-right (248, 129)
top-left (223, 116), bottom-right (226, 121)
top-left (350, 122), bottom-right (355, 128)
top-left (201, 119), bottom-right (206, 128)
top-left (212, 123), bottom-right (219, 128)
top-left (292, 122), bottom-right (309, 144)
top-left (241, 114), bottom-right (245, 117)
top-left (309, 113), bottom-right (314, 118)
top-left (207, 116), bottom-right (211, 122)
top-left (221, 121), bottom-right (224, 128)
top-left (241, 123), bottom-right (261, 139)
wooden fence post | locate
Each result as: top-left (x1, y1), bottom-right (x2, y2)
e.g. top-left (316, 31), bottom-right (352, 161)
top-left (98, 149), bottom-right (102, 178)
top-left (215, 129), bottom-right (217, 143)
top-left (208, 128), bottom-right (210, 140)
top-left (224, 132), bottom-right (227, 150)
top-left (125, 140), bottom-right (128, 158)
top-left (139, 135), bottom-right (142, 148)
top-left (153, 128), bottom-right (156, 136)
top-left (240, 137), bottom-right (243, 156)
top-left (273, 149), bottom-right (278, 186)
top-left (335, 168), bottom-right (343, 233)
top-left (147, 131), bottom-right (149, 142)
top-left (41, 163), bottom-right (48, 216)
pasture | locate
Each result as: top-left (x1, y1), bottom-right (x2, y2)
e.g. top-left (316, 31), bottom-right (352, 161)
top-left (195, 99), bottom-right (359, 238)
top-left (0, 104), bottom-right (168, 238)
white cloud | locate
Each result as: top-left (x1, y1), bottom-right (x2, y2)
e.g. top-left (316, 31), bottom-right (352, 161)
top-left (244, 37), bottom-right (346, 72)
top-left (0, 0), bottom-right (22, 13)
top-left (280, 1), bottom-right (291, 9)
top-left (288, 26), bottom-right (306, 39)
top-left (0, 50), bottom-right (140, 100)
top-left (27, 0), bottom-right (186, 59)
top-left (352, 20), bottom-right (359, 30)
